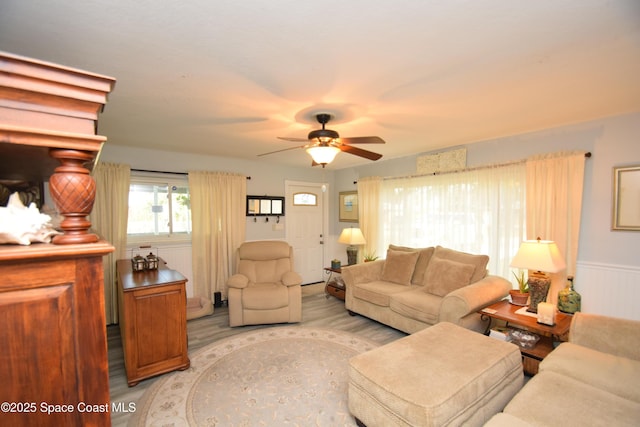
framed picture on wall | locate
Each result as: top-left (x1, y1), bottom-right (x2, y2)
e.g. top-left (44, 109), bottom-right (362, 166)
top-left (612, 165), bottom-right (640, 231)
top-left (339, 191), bottom-right (358, 222)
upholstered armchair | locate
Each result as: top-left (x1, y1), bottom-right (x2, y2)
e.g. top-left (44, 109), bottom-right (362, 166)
top-left (227, 240), bottom-right (303, 327)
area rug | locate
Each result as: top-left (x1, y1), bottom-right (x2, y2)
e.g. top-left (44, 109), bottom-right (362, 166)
top-left (130, 327), bottom-right (380, 426)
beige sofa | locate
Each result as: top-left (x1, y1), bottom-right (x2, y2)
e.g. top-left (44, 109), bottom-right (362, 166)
top-left (485, 312), bottom-right (640, 427)
top-left (342, 245), bottom-right (512, 334)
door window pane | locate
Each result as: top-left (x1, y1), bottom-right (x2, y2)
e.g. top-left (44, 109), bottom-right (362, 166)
top-left (293, 192), bottom-right (317, 206)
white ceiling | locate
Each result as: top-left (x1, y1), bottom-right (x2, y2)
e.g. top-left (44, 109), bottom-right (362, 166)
top-left (1, 0), bottom-right (639, 169)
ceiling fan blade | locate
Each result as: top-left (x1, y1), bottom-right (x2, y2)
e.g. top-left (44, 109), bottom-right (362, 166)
top-left (277, 136), bottom-right (309, 142)
top-left (339, 136), bottom-right (385, 144)
top-left (339, 144), bottom-right (383, 161)
top-left (258, 144), bottom-right (306, 157)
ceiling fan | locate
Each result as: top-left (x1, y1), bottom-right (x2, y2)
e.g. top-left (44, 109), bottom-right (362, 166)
top-left (258, 113), bottom-right (385, 167)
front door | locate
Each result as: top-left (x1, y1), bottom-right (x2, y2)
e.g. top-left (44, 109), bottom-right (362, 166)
top-left (285, 181), bottom-right (328, 284)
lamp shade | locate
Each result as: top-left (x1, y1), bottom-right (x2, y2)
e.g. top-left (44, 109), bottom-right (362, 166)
top-left (338, 227), bottom-right (366, 246)
top-left (510, 239), bottom-right (566, 273)
top-left (306, 145), bottom-right (340, 165)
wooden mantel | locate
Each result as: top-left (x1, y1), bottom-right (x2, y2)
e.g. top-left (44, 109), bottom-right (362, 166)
top-left (0, 51), bottom-right (116, 244)
top-left (0, 52), bottom-right (116, 427)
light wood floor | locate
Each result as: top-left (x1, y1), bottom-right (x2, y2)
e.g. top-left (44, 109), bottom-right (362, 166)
top-left (108, 284), bottom-right (406, 426)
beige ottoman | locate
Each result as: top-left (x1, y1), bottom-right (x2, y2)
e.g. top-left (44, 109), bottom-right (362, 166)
top-left (348, 322), bottom-right (524, 427)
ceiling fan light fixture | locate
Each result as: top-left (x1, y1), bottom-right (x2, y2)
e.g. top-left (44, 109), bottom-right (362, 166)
top-left (308, 128), bottom-right (340, 140)
top-left (306, 145), bottom-right (340, 166)
top-left (268, 111), bottom-right (385, 164)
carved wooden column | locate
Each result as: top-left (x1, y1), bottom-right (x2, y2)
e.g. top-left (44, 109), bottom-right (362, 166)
top-left (49, 148), bottom-right (98, 244)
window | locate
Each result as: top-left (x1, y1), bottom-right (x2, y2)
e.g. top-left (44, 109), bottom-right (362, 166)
top-left (293, 192), bottom-right (317, 206)
top-left (127, 174), bottom-right (191, 242)
top-left (378, 163), bottom-right (526, 279)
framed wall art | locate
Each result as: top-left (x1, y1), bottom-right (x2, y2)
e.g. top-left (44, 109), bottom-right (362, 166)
top-left (339, 191), bottom-right (359, 222)
top-left (612, 165), bottom-right (640, 231)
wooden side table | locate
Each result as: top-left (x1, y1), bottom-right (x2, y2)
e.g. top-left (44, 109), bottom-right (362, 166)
top-left (324, 267), bottom-right (346, 300)
top-left (479, 299), bottom-right (572, 375)
top-left (116, 259), bottom-right (190, 386)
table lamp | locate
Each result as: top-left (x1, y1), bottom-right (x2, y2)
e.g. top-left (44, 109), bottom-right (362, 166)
top-left (510, 237), bottom-right (566, 313)
top-left (338, 227), bottom-right (366, 265)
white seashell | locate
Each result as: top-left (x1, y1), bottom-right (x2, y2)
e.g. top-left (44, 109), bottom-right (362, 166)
top-left (0, 193), bottom-right (62, 245)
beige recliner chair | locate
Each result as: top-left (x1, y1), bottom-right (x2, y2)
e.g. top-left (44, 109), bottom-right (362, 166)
top-left (227, 240), bottom-right (303, 327)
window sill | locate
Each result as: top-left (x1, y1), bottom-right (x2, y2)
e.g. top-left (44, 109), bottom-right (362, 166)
top-left (127, 234), bottom-right (192, 246)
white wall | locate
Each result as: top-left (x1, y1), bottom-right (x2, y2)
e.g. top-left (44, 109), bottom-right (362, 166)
top-left (99, 112), bottom-right (640, 318)
top-left (334, 112), bottom-right (640, 319)
top-left (100, 144), bottom-right (332, 243)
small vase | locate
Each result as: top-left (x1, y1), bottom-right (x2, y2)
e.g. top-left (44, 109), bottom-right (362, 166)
top-left (558, 276), bottom-right (581, 314)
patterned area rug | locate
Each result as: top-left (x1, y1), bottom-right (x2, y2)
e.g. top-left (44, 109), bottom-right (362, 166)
top-left (130, 327), bottom-right (380, 426)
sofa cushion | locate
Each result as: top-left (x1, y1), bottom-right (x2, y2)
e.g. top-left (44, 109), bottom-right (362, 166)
top-left (381, 249), bottom-right (420, 285)
top-left (389, 288), bottom-right (440, 324)
top-left (241, 283), bottom-right (289, 309)
top-left (503, 370), bottom-right (640, 427)
top-left (351, 280), bottom-right (410, 307)
top-left (540, 342), bottom-right (640, 403)
top-left (423, 257), bottom-right (476, 297)
top-left (432, 245), bottom-right (489, 284)
top-left (237, 258), bottom-right (291, 283)
top-left (388, 244), bottom-right (435, 285)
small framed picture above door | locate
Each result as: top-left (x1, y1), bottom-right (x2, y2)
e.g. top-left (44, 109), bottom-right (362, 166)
top-left (339, 191), bottom-right (358, 222)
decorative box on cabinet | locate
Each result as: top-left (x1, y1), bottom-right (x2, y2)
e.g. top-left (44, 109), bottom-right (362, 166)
top-left (0, 52), bottom-right (115, 426)
top-left (116, 259), bottom-right (190, 386)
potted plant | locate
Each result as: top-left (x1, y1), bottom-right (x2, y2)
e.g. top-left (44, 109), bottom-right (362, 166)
top-left (363, 251), bottom-right (379, 262)
top-left (510, 270), bottom-right (529, 306)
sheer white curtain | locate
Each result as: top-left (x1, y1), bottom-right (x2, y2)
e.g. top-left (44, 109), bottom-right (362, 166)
top-left (188, 171), bottom-right (246, 301)
top-left (91, 162), bottom-right (130, 325)
top-left (357, 176), bottom-right (382, 259)
top-left (377, 163), bottom-right (526, 278)
top-left (525, 151), bottom-right (586, 304)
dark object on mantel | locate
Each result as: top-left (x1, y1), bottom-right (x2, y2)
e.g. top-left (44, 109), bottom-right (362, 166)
top-left (0, 180), bottom-right (44, 208)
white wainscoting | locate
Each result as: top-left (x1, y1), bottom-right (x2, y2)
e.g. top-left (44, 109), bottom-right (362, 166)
top-left (146, 244), bottom-right (194, 296)
top-left (575, 261), bottom-right (640, 321)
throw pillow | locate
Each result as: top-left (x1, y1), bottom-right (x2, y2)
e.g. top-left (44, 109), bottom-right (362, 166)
top-left (423, 257), bottom-right (476, 297)
top-left (432, 246), bottom-right (489, 283)
top-left (381, 249), bottom-right (420, 286)
top-left (389, 244), bottom-right (435, 285)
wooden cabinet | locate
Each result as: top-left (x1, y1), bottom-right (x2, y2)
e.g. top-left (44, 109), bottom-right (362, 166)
top-left (0, 53), bottom-right (115, 426)
top-left (116, 260), bottom-right (190, 386)
top-left (0, 242), bottom-right (114, 426)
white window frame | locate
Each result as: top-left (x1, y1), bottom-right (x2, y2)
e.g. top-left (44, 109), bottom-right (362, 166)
top-left (127, 172), bottom-right (192, 245)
